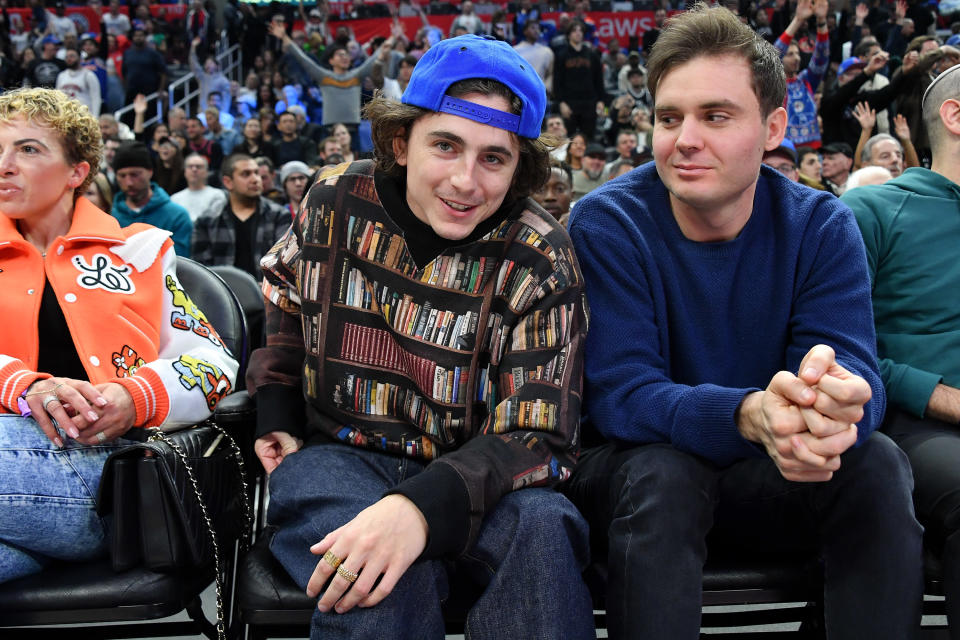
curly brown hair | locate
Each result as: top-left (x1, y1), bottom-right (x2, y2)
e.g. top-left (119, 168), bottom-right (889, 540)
top-left (0, 87), bottom-right (103, 198)
top-left (363, 79), bottom-right (558, 201)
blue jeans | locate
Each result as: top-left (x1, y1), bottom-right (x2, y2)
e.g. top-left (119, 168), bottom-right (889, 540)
top-left (564, 432), bottom-right (924, 640)
top-left (268, 443), bottom-right (596, 640)
top-left (0, 415), bottom-right (134, 583)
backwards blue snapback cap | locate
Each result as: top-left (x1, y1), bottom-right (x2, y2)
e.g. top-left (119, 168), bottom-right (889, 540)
top-left (401, 34), bottom-right (547, 139)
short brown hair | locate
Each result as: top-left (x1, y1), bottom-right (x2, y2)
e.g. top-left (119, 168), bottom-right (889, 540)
top-left (363, 80), bottom-right (557, 201)
top-left (646, 3), bottom-right (785, 117)
top-left (0, 87), bottom-right (102, 198)
top-left (907, 35), bottom-right (939, 54)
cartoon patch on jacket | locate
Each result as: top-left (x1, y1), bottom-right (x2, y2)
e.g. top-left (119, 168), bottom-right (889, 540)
top-left (173, 354), bottom-right (232, 410)
top-left (165, 275), bottom-right (225, 349)
top-left (112, 344), bottom-right (145, 377)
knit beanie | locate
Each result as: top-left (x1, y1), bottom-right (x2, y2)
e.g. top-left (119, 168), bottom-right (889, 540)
top-left (113, 141), bottom-right (154, 171)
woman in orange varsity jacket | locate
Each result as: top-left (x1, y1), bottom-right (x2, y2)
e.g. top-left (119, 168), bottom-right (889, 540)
top-left (0, 88), bottom-right (237, 583)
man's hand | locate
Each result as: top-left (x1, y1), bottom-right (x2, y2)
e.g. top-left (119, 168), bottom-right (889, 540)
top-left (855, 2), bottom-right (869, 25)
top-left (901, 49), bottom-right (920, 73)
top-left (853, 101), bottom-right (876, 132)
top-left (893, 113), bottom-right (912, 142)
top-left (865, 50), bottom-right (890, 76)
top-left (927, 384), bottom-right (960, 424)
top-left (132, 93), bottom-right (147, 115)
top-left (255, 431), bottom-right (302, 474)
top-left (559, 102), bottom-right (572, 119)
top-left (894, 0), bottom-right (907, 22)
top-left (794, 0), bottom-right (814, 23)
top-left (738, 373), bottom-right (850, 482)
top-left (796, 344), bottom-right (873, 428)
top-left (306, 495), bottom-right (428, 614)
top-left (269, 21), bottom-right (291, 48)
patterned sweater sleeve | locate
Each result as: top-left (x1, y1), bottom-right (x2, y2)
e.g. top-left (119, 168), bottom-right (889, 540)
top-left (390, 233), bottom-right (588, 558)
top-left (245, 222), bottom-right (309, 439)
top-left (114, 240), bottom-right (239, 429)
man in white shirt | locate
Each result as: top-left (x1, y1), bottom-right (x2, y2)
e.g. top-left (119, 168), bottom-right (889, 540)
top-left (171, 153), bottom-right (228, 223)
top-left (101, 0), bottom-right (131, 37)
top-left (56, 48), bottom-right (101, 117)
top-left (514, 20), bottom-right (553, 94)
top-left (449, 1), bottom-right (484, 36)
top-left (46, 2), bottom-right (77, 42)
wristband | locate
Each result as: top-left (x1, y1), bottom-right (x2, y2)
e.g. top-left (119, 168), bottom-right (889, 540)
top-left (817, 22), bottom-right (827, 28)
top-left (17, 391), bottom-right (31, 419)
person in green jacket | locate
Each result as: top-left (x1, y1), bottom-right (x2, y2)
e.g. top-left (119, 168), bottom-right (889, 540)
top-left (843, 62), bottom-right (960, 640)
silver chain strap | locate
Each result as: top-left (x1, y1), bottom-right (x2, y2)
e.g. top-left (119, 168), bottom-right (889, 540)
top-left (148, 422), bottom-right (253, 640)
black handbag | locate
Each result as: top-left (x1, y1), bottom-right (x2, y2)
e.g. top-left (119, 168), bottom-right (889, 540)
top-left (97, 421), bottom-right (252, 638)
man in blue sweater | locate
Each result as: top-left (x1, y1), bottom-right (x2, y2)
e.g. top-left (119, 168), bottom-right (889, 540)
top-left (564, 6), bottom-right (923, 639)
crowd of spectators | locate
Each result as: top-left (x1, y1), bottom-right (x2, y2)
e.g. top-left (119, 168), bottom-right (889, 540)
top-left (0, 0), bottom-right (955, 267)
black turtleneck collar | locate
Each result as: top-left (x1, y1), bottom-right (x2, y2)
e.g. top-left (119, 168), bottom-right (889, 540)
top-left (373, 169), bottom-right (524, 268)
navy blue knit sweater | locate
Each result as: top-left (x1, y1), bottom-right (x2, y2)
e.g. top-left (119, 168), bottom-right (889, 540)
top-left (568, 163), bottom-right (884, 467)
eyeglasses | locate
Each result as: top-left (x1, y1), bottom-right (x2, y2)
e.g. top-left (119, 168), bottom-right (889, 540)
top-left (771, 163), bottom-right (798, 174)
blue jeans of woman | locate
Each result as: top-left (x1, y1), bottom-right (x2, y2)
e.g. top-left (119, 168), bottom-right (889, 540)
top-left (268, 443), bottom-right (596, 640)
top-left (0, 415), bottom-right (133, 583)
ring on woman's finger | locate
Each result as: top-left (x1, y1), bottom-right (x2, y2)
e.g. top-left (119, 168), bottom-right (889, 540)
top-left (96, 431), bottom-right (107, 443)
top-left (322, 550), bottom-right (342, 570)
top-left (336, 565), bottom-right (358, 583)
top-left (42, 395), bottom-right (59, 411)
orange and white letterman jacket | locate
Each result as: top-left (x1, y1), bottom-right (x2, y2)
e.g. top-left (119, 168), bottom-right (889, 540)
top-left (0, 197), bottom-right (238, 430)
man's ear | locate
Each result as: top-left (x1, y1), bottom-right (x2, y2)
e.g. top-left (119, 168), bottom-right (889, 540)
top-left (940, 98), bottom-right (960, 137)
top-left (392, 128), bottom-right (408, 166)
top-left (763, 106), bottom-right (788, 153)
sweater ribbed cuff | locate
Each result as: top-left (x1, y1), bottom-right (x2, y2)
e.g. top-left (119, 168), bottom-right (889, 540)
top-left (253, 383), bottom-right (307, 440)
top-left (115, 368), bottom-right (169, 428)
top-left (0, 361), bottom-right (50, 413)
top-left (388, 462), bottom-right (471, 559)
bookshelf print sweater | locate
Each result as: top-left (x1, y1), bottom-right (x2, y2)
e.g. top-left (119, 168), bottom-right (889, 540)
top-left (247, 160), bottom-right (588, 557)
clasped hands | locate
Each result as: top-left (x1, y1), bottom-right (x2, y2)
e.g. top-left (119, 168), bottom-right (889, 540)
top-left (22, 377), bottom-right (135, 448)
top-left (739, 344), bottom-right (872, 482)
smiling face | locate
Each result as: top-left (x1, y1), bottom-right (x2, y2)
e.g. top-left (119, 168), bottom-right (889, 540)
top-left (652, 54), bottom-right (784, 241)
top-left (0, 117), bottom-right (89, 224)
top-left (568, 134), bottom-right (586, 159)
top-left (393, 92), bottom-right (520, 241)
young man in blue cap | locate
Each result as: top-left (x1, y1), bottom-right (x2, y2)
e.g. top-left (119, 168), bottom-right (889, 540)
top-left (246, 34), bottom-right (594, 639)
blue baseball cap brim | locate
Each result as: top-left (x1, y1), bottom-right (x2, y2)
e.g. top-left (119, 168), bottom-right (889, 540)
top-left (401, 34), bottom-right (547, 139)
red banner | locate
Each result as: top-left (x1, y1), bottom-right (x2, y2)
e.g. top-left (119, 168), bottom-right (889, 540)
top-left (320, 11), bottom-right (661, 46)
top-left (5, 7), bottom-right (658, 49)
